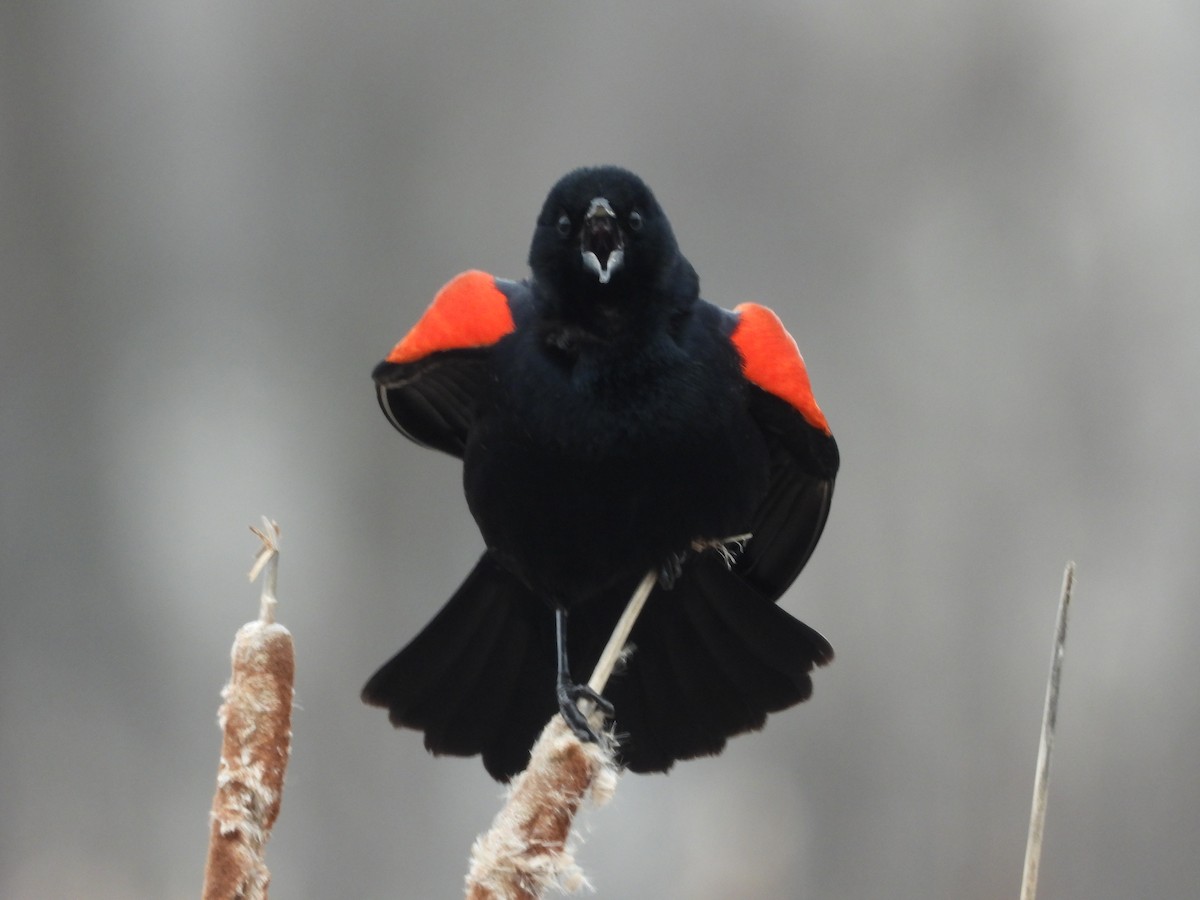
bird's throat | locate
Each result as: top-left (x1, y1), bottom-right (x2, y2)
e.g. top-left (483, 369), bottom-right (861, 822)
top-left (581, 247), bottom-right (624, 284)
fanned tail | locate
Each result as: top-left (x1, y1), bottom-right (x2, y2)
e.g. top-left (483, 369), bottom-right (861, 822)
top-left (364, 552), bottom-right (832, 780)
top-left (580, 553), bottom-right (833, 774)
top-left (362, 554), bottom-right (557, 780)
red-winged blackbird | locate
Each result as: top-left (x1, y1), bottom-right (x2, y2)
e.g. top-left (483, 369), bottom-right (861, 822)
top-left (364, 166), bottom-right (839, 781)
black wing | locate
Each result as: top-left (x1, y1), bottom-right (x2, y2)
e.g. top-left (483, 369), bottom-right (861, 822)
top-left (734, 386), bottom-right (839, 602)
top-left (372, 273), bottom-right (530, 458)
top-left (714, 301), bottom-right (839, 603)
top-left (373, 350), bottom-right (494, 458)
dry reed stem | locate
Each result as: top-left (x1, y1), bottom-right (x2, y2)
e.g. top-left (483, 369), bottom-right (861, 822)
top-left (202, 519), bottom-right (295, 900)
top-left (1019, 561), bottom-right (1076, 900)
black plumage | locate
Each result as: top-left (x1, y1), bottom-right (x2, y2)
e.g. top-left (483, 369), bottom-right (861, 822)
top-left (364, 166), bottom-right (838, 780)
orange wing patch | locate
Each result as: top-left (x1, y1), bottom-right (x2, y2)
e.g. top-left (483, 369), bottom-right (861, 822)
top-left (386, 270), bottom-right (515, 364)
top-left (731, 303), bottom-right (830, 435)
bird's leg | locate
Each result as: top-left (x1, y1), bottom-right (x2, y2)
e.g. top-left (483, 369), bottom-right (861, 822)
top-left (555, 606), bottom-right (614, 743)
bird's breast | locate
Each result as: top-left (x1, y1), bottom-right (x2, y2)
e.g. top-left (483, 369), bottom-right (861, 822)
top-left (462, 340), bottom-right (769, 604)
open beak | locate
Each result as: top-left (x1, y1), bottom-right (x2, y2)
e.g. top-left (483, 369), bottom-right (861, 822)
top-left (581, 197), bottom-right (624, 284)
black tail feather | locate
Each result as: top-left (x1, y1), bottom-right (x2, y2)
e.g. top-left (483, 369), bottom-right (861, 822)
top-left (595, 554), bottom-right (833, 774)
top-left (362, 554), bottom-right (557, 777)
top-left (419, 598), bottom-right (526, 756)
top-left (481, 620), bottom-right (557, 779)
top-left (364, 552), bottom-right (832, 780)
top-left (362, 557), bottom-right (501, 728)
top-left (632, 617), bottom-right (721, 762)
top-left (684, 573), bottom-right (799, 713)
top-left (400, 590), bottom-right (509, 737)
top-left (660, 595), bottom-right (767, 741)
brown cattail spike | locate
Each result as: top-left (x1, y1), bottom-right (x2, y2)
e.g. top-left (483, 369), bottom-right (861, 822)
top-left (202, 520), bottom-right (295, 900)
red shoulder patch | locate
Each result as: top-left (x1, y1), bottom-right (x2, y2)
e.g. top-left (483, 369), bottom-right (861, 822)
top-left (386, 271), bottom-right (515, 364)
top-left (731, 303), bottom-right (830, 434)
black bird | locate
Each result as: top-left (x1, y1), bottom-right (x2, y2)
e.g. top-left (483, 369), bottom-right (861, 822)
top-left (364, 166), bottom-right (839, 780)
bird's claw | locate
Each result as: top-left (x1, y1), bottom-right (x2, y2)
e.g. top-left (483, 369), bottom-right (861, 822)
top-left (658, 551), bottom-right (686, 589)
top-left (556, 678), bottom-right (614, 743)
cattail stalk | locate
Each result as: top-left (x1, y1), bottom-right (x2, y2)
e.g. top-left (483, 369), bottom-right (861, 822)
top-left (464, 569), bottom-right (657, 899)
top-left (202, 520), bottom-right (295, 900)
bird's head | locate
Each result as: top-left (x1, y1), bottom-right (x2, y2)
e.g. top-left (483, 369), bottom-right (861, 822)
top-left (528, 166), bottom-right (693, 312)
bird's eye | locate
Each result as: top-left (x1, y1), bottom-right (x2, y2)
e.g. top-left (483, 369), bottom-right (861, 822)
top-left (556, 213), bottom-right (571, 236)
top-left (628, 210), bottom-right (644, 231)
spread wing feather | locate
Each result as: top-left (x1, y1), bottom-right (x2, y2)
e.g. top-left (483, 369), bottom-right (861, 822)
top-left (734, 386), bottom-right (839, 602)
top-left (372, 273), bottom-right (528, 458)
top-left (373, 352), bottom-right (491, 458)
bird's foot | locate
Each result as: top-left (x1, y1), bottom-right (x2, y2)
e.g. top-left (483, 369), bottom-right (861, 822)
top-left (658, 551), bottom-right (687, 589)
top-left (556, 677), bottom-right (614, 743)
top-left (691, 532), bottom-right (753, 568)
top-left (660, 533), bottom-right (754, 587)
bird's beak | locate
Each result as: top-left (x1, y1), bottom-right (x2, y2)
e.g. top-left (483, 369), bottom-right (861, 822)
top-left (581, 197), bottom-right (624, 284)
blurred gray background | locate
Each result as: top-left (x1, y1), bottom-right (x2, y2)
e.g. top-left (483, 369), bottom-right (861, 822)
top-left (3, 1), bottom-right (1198, 897)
